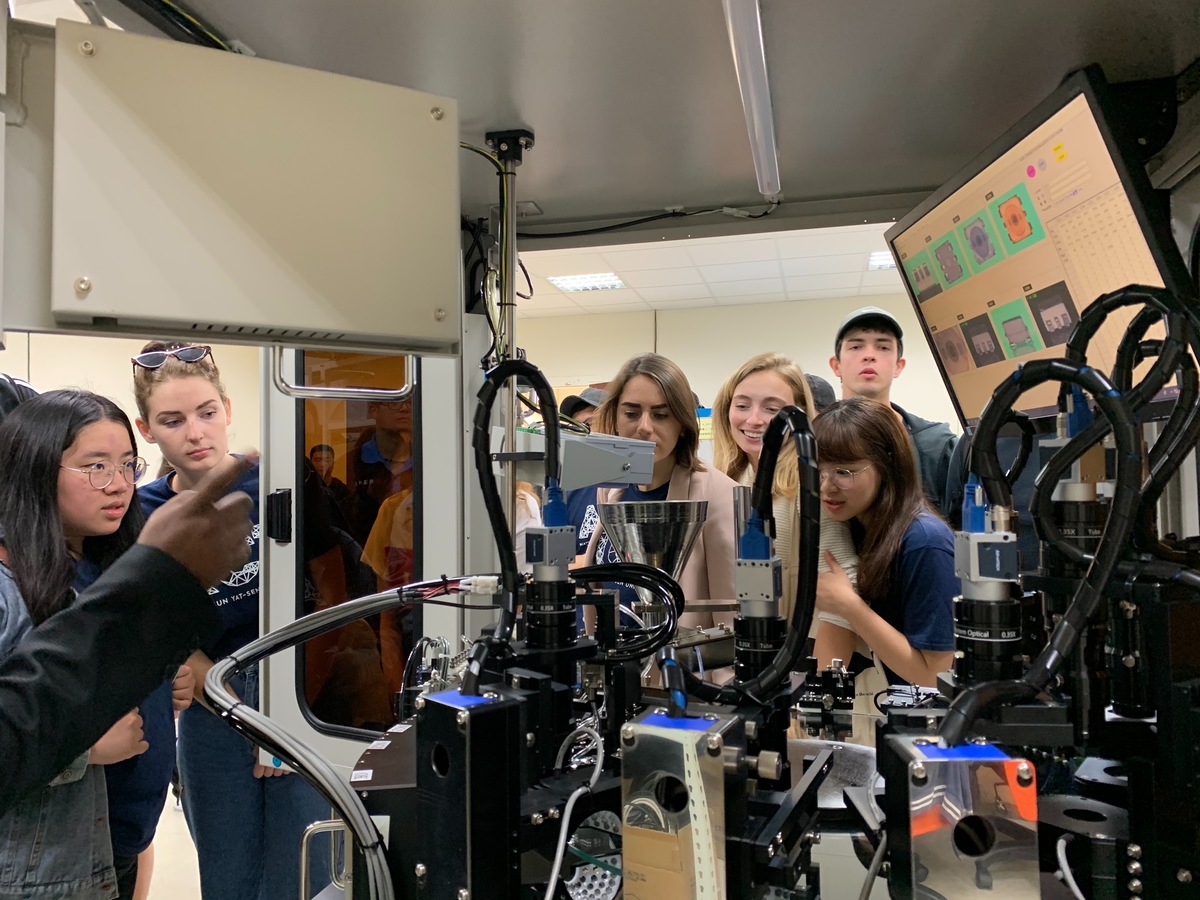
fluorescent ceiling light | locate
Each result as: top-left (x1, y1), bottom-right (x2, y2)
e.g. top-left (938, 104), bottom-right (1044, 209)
top-left (868, 251), bottom-right (897, 270)
top-left (547, 273), bottom-right (626, 292)
top-left (722, 0), bottom-right (781, 200)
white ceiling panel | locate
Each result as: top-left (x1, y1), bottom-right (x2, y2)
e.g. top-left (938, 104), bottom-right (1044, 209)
top-left (783, 272), bottom-right (864, 293)
top-left (531, 253), bottom-right (613, 277)
top-left (686, 238), bottom-right (778, 266)
top-left (636, 284), bottom-right (715, 302)
top-left (619, 267), bottom-right (706, 289)
top-left (788, 287), bottom-right (866, 301)
top-left (860, 268), bottom-right (906, 288)
top-left (599, 245), bottom-right (697, 271)
top-left (780, 253), bottom-right (867, 277)
top-left (698, 260), bottom-right (783, 283)
top-left (585, 302), bottom-right (652, 314)
top-left (519, 304), bottom-right (587, 317)
top-left (708, 278), bottom-right (786, 297)
top-left (716, 293), bottom-right (789, 305)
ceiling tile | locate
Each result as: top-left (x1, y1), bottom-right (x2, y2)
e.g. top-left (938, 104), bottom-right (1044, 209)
top-left (636, 284), bottom-right (714, 302)
top-left (686, 238), bottom-right (777, 266)
top-left (783, 272), bottom-right (863, 292)
top-left (565, 288), bottom-right (643, 306)
top-left (518, 305), bottom-right (587, 318)
top-left (715, 293), bottom-right (789, 305)
top-left (599, 245), bottom-right (696, 271)
top-left (860, 268), bottom-right (905, 288)
top-left (648, 297), bottom-right (718, 308)
top-left (519, 293), bottom-right (581, 309)
top-left (708, 278), bottom-right (785, 297)
top-left (776, 227), bottom-right (890, 259)
top-left (699, 260), bottom-right (782, 283)
top-left (787, 288), bottom-right (863, 301)
top-left (620, 266), bottom-right (706, 289)
top-left (581, 302), bottom-right (652, 314)
top-left (522, 252), bottom-right (612, 277)
top-left (780, 253), bottom-right (865, 277)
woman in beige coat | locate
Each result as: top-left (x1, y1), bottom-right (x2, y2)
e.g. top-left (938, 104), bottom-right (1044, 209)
top-left (584, 353), bottom-right (737, 629)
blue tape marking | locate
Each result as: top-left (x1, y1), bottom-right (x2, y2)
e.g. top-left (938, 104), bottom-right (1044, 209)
top-left (429, 689), bottom-right (495, 709)
top-left (642, 713), bottom-right (712, 732)
top-left (918, 743), bottom-right (1010, 761)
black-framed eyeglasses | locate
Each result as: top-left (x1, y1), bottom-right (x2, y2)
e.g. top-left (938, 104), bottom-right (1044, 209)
top-left (131, 345), bottom-right (214, 371)
top-left (818, 464), bottom-right (872, 489)
top-left (61, 458), bottom-right (148, 489)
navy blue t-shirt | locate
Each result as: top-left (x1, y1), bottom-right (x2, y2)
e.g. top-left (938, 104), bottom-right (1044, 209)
top-left (138, 460), bottom-right (261, 660)
top-left (862, 511), bottom-right (958, 685)
top-left (566, 486), bottom-right (600, 559)
top-left (75, 557), bottom-right (175, 858)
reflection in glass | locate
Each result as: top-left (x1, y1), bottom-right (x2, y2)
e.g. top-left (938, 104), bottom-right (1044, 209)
top-left (299, 351), bottom-right (416, 732)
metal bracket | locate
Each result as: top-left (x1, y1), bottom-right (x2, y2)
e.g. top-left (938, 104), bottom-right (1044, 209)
top-left (270, 345), bottom-right (416, 401)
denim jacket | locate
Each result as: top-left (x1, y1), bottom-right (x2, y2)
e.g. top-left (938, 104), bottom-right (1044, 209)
top-left (0, 564), bottom-right (117, 899)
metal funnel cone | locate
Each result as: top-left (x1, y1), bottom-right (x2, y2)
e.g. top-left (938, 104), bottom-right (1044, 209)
top-left (597, 500), bottom-right (708, 586)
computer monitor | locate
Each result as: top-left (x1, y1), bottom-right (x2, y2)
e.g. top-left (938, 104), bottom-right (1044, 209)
top-left (886, 65), bottom-right (1193, 427)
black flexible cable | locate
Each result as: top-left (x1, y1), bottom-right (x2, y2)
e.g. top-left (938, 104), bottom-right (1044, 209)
top-left (676, 406), bottom-right (820, 705)
top-left (463, 360), bottom-right (563, 693)
top-left (1112, 307), bottom-right (1168, 392)
top-left (1002, 410), bottom-right (1036, 489)
top-left (941, 360), bottom-right (1140, 744)
top-left (572, 562), bottom-right (683, 662)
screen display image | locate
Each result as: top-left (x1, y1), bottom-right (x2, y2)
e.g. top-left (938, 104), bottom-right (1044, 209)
top-left (886, 67), bottom-right (1191, 425)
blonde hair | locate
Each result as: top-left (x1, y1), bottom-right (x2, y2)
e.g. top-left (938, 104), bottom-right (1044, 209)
top-left (591, 353), bottom-right (703, 472)
top-left (713, 353), bottom-right (814, 498)
top-left (132, 340), bottom-right (227, 420)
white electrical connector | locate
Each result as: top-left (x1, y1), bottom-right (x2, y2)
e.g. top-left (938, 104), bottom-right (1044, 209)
top-left (721, 206), bottom-right (752, 218)
top-left (467, 575), bottom-right (500, 595)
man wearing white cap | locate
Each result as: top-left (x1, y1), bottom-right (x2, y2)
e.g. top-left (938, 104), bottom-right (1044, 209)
top-left (829, 306), bottom-right (958, 515)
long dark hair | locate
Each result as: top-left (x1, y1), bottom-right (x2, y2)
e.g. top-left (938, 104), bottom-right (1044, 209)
top-left (813, 398), bottom-right (929, 604)
top-left (0, 390), bottom-right (145, 624)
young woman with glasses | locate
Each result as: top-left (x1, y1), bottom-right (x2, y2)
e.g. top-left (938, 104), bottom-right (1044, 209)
top-left (0, 390), bottom-right (153, 898)
top-left (131, 340), bottom-right (330, 900)
top-left (712, 353), bottom-right (816, 626)
top-left (811, 397), bottom-right (957, 687)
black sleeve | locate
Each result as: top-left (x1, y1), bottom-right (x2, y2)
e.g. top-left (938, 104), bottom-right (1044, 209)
top-left (0, 545), bottom-right (220, 813)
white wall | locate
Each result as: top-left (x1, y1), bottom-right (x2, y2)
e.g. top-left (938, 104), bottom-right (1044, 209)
top-left (517, 293), bottom-right (962, 431)
top-left (0, 333), bottom-right (262, 475)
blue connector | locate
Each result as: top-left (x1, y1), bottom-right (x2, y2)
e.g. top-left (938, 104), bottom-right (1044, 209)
top-left (1065, 384), bottom-right (1093, 437)
top-left (961, 473), bottom-right (987, 533)
top-left (739, 509), bottom-right (772, 560)
top-left (542, 477), bottom-right (568, 527)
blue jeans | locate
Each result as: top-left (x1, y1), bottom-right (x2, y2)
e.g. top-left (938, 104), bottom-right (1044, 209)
top-left (178, 667), bottom-right (332, 900)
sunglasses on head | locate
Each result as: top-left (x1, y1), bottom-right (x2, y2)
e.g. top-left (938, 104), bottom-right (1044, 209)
top-left (131, 345), bottom-right (214, 370)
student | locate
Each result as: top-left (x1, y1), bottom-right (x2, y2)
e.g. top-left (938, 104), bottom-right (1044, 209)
top-left (131, 341), bottom-right (330, 900)
top-left (308, 443), bottom-right (350, 509)
top-left (811, 398), bottom-right (957, 688)
top-left (561, 387), bottom-right (606, 427)
top-left (712, 352), bottom-right (815, 622)
top-left (584, 354), bottom-right (736, 628)
top-left (0, 451), bottom-right (254, 817)
top-left (829, 306), bottom-right (959, 516)
top-left (0, 390), bottom-right (157, 899)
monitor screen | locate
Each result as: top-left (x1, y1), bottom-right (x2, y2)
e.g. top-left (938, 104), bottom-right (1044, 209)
top-left (886, 66), bottom-right (1192, 427)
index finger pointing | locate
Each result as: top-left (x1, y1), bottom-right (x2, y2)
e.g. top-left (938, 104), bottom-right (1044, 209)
top-left (189, 454), bottom-right (253, 505)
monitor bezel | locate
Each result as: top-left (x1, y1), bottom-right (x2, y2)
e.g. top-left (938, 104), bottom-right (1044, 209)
top-left (884, 64), bottom-right (1194, 429)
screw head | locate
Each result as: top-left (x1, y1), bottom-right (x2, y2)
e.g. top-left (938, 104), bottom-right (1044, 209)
top-left (456, 710), bottom-right (468, 726)
top-left (78, 40), bottom-right (95, 56)
top-left (531, 812), bottom-right (544, 825)
top-left (414, 696), bottom-right (426, 710)
top-left (911, 761), bottom-right (928, 786)
top-left (1180, 869), bottom-right (1193, 883)
top-left (435, 308), bottom-right (447, 321)
top-left (1127, 844), bottom-right (1143, 859)
top-left (1128, 861), bottom-right (1143, 876)
top-left (414, 863), bottom-right (427, 878)
top-left (1016, 762), bottom-right (1033, 786)
top-left (526, 732), bottom-right (536, 748)
top-left (74, 276), bottom-right (92, 296)
top-left (430, 107), bottom-right (444, 120)
top-left (706, 734), bottom-right (723, 756)
top-left (620, 724), bottom-right (635, 745)
top-left (458, 890), bottom-right (470, 900)
top-left (1128, 878), bottom-right (1143, 894)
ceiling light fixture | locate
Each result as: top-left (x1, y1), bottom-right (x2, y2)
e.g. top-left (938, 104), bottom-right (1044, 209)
top-left (546, 273), bottom-right (626, 292)
top-left (868, 251), bottom-right (898, 270)
top-left (721, 0), bottom-right (782, 200)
